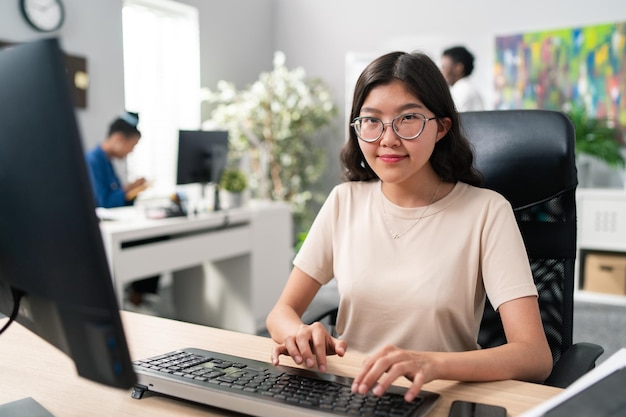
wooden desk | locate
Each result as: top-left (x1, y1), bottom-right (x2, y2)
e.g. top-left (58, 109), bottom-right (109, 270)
top-left (0, 313), bottom-right (561, 417)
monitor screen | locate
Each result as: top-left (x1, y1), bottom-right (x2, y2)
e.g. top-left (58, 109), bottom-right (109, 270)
top-left (0, 38), bottom-right (136, 389)
top-left (176, 130), bottom-right (229, 186)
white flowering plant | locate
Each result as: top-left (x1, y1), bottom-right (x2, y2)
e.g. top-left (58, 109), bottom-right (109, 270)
top-left (202, 51), bottom-right (337, 234)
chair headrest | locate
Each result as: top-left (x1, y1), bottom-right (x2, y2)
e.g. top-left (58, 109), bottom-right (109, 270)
top-left (460, 110), bottom-right (577, 209)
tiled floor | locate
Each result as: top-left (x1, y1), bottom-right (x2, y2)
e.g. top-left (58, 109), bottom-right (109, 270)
top-left (573, 300), bottom-right (626, 363)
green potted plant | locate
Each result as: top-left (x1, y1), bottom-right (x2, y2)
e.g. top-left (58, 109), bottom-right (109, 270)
top-left (202, 51), bottom-right (337, 236)
top-left (566, 104), bottom-right (625, 167)
top-left (564, 102), bottom-right (625, 187)
top-left (219, 168), bottom-right (248, 208)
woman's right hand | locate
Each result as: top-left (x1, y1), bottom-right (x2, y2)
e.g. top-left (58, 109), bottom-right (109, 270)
top-left (271, 321), bottom-right (347, 373)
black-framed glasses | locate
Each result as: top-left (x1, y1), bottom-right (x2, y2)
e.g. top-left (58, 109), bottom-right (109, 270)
top-left (351, 113), bottom-right (438, 142)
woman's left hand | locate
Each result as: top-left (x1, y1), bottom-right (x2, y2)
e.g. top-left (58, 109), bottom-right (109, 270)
top-left (351, 345), bottom-right (435, 402)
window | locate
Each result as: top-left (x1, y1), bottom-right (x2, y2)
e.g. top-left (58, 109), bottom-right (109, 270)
top-left (122, 0), bottom-right (200, 196)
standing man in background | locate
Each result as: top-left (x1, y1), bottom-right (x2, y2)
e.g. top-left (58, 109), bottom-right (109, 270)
top-left (440, 46), bottom-right (484, 112)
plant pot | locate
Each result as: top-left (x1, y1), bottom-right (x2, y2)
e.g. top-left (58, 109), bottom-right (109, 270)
top-left (221, 191), bottom-right (244, 209)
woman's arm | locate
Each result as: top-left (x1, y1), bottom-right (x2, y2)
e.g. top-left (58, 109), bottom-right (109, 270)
top-left (266, 267), bottom-right (321, 340)
top-left (266, 267), bottom-right (347, 373)
top-left (352, 296), bottom-right (553, 402)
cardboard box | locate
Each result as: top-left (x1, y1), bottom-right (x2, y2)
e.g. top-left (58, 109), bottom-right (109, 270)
top-left (583, 253), bottom-right (626, 295)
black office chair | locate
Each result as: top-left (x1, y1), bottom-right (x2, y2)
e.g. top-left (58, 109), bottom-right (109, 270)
top-left (462, 109), bottom-right (603, 388)
top-left (303, 109), bottom-right (604, 388)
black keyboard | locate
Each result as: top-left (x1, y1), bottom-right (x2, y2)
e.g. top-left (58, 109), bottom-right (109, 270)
top-left (132, 348), bottom-right (440, 417)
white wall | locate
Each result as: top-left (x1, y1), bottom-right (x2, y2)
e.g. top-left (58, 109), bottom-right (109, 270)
top-left (177, 0), bottom-right (275, 122)
top-left (0, 0), bottom-right (273, 151)
top-left (0, 0), bottom-right (126, 150)
top-left (2, 0), bottom-right (624, 186)
top-left (273, 0), bottom-right (626, 187)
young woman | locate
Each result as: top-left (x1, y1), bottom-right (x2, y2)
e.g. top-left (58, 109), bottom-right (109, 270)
top-left (266, 51), bottom-right (552, 402)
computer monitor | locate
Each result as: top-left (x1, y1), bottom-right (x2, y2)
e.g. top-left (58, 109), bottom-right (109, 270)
top-left (176, 130), bottom-right (229, 210)
top-left (0, 38), bottom-right (136, 389)
top-left (176, 130), bottom-right (230, 186)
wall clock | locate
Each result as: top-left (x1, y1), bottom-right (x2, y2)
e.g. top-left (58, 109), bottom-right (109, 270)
top-left (19, 0), bottom-right (65, 32)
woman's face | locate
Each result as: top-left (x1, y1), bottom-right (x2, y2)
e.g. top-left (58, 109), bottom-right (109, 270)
top-left (356, 80), bottom-right (449, 187)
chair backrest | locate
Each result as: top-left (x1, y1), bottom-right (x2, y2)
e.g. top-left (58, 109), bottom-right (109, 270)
top-left (460, 110), bottom-right (577, 367)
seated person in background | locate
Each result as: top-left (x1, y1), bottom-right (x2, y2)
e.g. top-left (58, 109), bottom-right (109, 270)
top-left (85, 111), bottom-right (149, 208)
top-left (85, 111), bottom-right (157, 309)
top-left (440, 45), bottom-right (484, 112)
top-left (266, 51), bottom-right (552, 403)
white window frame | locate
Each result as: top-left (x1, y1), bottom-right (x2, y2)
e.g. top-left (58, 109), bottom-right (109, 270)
top-left (122, 0), bottom-right (201, 197)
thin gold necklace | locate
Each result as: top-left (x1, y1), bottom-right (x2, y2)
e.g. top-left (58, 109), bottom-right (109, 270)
top-left (381, 179), bottom-right (441, 239)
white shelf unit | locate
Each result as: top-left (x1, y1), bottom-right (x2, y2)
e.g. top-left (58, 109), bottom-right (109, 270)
top-left (575, 188), bottom-right (626, 305)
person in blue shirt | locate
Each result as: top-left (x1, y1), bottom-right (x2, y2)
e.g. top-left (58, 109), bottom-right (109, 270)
top-left (86, 111), bottom-right (158, 309)
top-left (85, 111), bottom-right (148, 208)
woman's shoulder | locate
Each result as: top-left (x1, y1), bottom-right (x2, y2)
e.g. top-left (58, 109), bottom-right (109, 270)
top-left (322, 181), bottom-right (379, 210)
top-left (455, 182), bottom-right (512, 208)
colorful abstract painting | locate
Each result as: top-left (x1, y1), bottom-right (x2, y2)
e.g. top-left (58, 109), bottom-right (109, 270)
top-left (495, 21), bottom-right (626, 127)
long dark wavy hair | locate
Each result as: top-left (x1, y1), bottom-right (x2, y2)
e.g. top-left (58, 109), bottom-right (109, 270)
top-left (340, 51), bottom-right (482, 186)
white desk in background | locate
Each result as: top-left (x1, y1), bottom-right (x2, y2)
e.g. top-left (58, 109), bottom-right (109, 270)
top-left (99, 200), bottom-right (292, 334)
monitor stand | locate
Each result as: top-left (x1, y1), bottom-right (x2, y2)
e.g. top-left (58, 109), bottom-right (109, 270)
top-left (199, 182), bottom-right (221, 212)
top-left (213, 185), bottom-right (221, 211)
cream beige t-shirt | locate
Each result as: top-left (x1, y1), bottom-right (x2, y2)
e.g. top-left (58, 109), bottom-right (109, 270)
top-left (294, 181), bottom-right (537, 354)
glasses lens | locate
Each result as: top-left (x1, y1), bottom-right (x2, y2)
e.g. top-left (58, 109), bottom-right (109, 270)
top-left (393, 114), bottom-right (424, 139)
top-left (355, 117), bottom-right (382, 141)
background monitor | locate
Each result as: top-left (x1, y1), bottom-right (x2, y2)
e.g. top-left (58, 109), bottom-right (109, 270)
top-left (176, 130), bottom-right (229, 187)
top-left (176, 130), bottom-right (229, 210)
top-left (0, 38), bottom-right (136, 389)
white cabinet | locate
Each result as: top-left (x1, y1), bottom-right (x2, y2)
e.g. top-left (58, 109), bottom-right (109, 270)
top-left (576, 188), bottom-right (626, 305)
